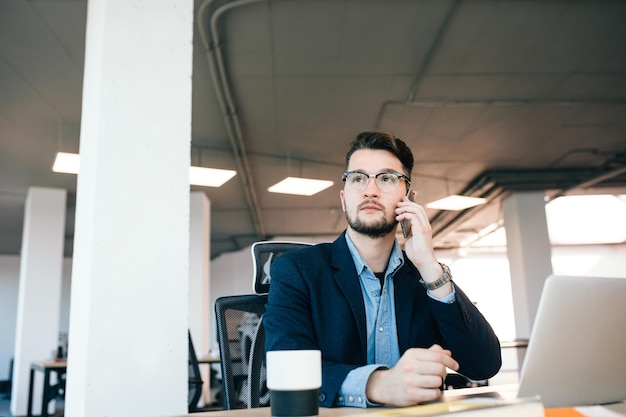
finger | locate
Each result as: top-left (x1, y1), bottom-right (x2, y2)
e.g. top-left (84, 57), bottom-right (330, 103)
top-left (416, 374), bottom-right (448, 389)
top-left (427, 345), bottom-right (459, 371)
top-left (408, 387), bottom-right (442, 404)
top-left (436, 355), bottom-right (459, 373)
top-left (413, 361), bottom-right (449, 379)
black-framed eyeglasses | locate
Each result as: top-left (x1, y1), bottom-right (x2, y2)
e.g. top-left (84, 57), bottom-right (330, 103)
top-left (342, 171), bottom-right (411, 192)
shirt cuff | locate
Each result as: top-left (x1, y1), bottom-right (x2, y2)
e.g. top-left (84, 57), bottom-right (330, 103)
top-left (337, 364), bottom-right (388, 408)
top-left (427, 282), bottom-right (457, 304)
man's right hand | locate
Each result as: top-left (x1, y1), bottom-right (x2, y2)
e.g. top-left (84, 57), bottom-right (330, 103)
top-left (365, 344), bottom-right (459, 407)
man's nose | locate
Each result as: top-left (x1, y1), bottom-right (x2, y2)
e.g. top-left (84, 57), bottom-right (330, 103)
top-left (363, 177), bottom-right (381, 196)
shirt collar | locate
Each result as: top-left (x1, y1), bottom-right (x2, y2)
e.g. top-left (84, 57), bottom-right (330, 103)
top-left (344, 230), bottom-right (405, 277)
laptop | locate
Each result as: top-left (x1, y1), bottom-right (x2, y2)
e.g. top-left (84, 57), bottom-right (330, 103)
top-left (516, 274), bottom-right (626, 408)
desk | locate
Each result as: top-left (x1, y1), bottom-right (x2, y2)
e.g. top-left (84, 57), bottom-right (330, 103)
top-left (164, 385), bottom-right (626, 417)
top-left (196, 354), bottom-right (222, 406)
top-left (27, 359), bottom-right (67, 417)
top-left (197, 354), bottom-right (221, 365)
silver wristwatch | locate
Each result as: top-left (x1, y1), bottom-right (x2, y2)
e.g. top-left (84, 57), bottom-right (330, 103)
top-left (419, 263), bottom-right (452, 290)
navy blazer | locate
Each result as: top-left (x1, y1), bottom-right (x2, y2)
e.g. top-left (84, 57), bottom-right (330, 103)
top-left (264, 232), bottom-right (502, 407)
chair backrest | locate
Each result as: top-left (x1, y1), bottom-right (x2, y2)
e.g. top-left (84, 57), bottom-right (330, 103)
top-left (187, 331), bottom-right (204, 412)
top-left (251, 241), bottom-right (313, 294)
top-left (215, 294), bottom-right (269, 410)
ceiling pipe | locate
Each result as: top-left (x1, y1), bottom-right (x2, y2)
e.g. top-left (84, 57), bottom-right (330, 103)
top-left (404, 98), bottom-right (626, 108)
top-left (429, 158), bottom-right (626, 246)
top-left (377, 99), bottom-right (626, 128)
top-left (550, 160), bottom-right (626, 200)
top-left (198, 0), bottom-right (267, 240)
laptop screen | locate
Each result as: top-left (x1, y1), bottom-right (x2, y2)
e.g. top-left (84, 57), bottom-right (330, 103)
top-left (517, 275), bottom-right (626, 407)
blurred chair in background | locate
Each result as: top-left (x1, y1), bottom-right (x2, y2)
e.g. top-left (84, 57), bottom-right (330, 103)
top-left (214, 241), bottom-right (312, 410)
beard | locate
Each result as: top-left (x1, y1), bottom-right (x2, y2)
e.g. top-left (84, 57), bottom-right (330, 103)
top-left (346, 205), bottom-right (398, 239)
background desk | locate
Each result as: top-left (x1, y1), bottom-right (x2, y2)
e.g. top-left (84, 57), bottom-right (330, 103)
top-left (27, 359), bottom-right (66, 417)
top-left (197, 354), bottom-right (221, 365)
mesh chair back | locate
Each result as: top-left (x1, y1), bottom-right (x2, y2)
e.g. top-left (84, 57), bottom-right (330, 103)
top-left (188, 331), bottom-right (204, 412)
top-left (215, 294), bottom-right (269, 409)
top-left (251, 241), bottom-right (313, 294)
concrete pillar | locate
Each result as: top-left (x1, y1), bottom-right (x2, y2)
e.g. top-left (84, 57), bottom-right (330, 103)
top-left (188, 191), bottom-right (211, 404)
top-left (188, 192), bottom-right (210, 346)
top-left (11, 187), bottom-right (67, 416)
top-left (502, 191), bottom-right (553, 347)
top-left (64, 0), bottom-right (193, 416)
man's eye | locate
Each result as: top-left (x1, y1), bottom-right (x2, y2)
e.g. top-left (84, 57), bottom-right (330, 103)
top-left (380, 174), bottom-right (393, 183)
top-left (353, 175), bottom-right (365, 183)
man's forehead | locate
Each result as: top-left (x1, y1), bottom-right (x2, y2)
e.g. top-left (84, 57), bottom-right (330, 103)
top-left (347, 149), bottom-right (403, 171)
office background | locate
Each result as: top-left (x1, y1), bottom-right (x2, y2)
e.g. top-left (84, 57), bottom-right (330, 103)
top-left (1, 0), bottom-right (625, 415)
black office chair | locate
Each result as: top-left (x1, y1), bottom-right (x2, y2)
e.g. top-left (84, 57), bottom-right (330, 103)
top-left (214, 241), bottom-right (313, 410)
top-left (188, 331), bottom-right (204, 412)
top-left (215, 294), bottom-right (268, 409)
top-left (189, 331), bottom-right (222, 413)
top-left (251, 241), bottom-right (313, 295)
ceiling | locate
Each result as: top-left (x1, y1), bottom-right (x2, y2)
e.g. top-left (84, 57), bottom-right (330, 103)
top-left (1, 0), bottom-right (625, 260)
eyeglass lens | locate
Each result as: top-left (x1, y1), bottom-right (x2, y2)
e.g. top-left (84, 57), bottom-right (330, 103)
top-left (344, 172), bottom-right (405, 191)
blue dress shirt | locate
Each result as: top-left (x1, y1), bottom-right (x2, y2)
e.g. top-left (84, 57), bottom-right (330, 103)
top-left (337, 233), bottom-right (456, 407)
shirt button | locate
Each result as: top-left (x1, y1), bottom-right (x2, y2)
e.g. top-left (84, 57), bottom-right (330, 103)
top-left (378, 326), bottom-right (384, 332)
top-left (358, 397), bottom-right (363, 403)
top-left (348, 396), bottom-right (354, 402)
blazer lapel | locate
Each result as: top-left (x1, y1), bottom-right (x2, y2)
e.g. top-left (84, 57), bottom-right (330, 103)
top-left (393, 259), bottom-right (420, 352)
top-left (329, 233), bottom-right (368, 359)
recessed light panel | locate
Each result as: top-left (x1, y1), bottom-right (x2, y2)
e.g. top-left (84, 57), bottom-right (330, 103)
top-left (268, 177), bottom-right (334, 196)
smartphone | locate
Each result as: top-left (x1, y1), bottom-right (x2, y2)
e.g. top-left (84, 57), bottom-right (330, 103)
top-left (400, 189), bottom-right (415, 238)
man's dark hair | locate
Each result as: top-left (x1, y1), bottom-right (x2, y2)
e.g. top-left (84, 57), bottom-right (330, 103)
top-left (345, 131), bottom-right (414, 177)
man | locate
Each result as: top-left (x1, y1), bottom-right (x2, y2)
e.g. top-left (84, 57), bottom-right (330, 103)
top-left (264, 132), bottom-right (501, 408)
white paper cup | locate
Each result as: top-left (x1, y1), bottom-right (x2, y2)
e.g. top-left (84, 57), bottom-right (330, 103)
top-left (266, 350), bottom-right (321, 417)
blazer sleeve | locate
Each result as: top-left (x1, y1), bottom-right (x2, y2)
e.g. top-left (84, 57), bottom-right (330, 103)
top-left (264, 249), bottom-right (362, 407)
top-left (394, 262), bottom-right (502, 382)
top-left (428, 284), bottom-right (502, 380)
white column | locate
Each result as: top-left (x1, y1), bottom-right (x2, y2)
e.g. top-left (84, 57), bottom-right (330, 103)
top-left (11, 187), bottom-right (67, 416)
top-left (188, 192), bottom-right (210, 344)
top-left (64, 0), bottom-right (193, 416)
top-left (189, 191), bottom-right (211, 403)
top-left (502, 191), bottom-right (553, 341)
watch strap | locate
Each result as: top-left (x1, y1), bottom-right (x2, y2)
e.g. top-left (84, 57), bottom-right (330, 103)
top-left (419, 263), bottom-right (452, 290)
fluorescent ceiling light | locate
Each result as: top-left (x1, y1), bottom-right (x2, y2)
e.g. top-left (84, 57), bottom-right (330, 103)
top-left (426, 195), bottom-right (487, 211)
top-left (52, 152), bottom-right (237, 187)
top-left (189, 166), bottom-right (236, 187)
top-left (268, 177), bottom-right (334, 196)
top-left (52, 152), bottom-right (80, 174)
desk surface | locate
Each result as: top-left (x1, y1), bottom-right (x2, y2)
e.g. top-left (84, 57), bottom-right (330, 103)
top-left (166, 385), bottom-right (626, 417)
top-left (31, 360), bottom-right (67, 371)
top-left (197, 354), bottom-right (221, 364)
